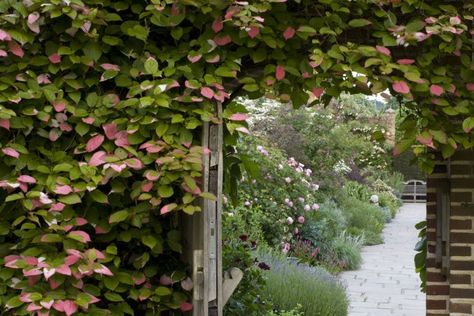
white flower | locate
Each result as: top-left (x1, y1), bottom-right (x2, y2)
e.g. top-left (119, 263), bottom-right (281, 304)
top-left (287, 217), bottom-right (294, 225)
top-left (370, 194), bottom-right (379, 204)
top-left (285, 177), bottom-right (291, 183)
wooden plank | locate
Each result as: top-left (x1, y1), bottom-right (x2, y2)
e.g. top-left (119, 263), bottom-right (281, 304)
top-left (216, 101), bottom-right (224, 316)
top-left (207, 102), bottom-right (223, 315)
top-left (183, 101), bottom-right (223, 316)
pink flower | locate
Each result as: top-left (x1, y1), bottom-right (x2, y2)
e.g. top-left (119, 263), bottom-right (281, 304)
top-left (282, 243), bottom-right (290, 254)
top-left (298, 197), bottom-right (305, 203)
top-left (288, 201), bottom-right (293, 207)
top-left (298, 216), bottom-right (305, 224)
top-left (244, 201), bottom-right (251, 206)
top-left (312, 203), bottom-right (320, 210)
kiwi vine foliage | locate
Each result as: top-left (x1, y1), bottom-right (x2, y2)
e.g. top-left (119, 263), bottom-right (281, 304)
top-left (0, 0), bottom-right (472, 315)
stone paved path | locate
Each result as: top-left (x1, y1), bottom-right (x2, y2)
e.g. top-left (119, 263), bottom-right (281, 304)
top-left (339, 203), bottom-right (426, 316)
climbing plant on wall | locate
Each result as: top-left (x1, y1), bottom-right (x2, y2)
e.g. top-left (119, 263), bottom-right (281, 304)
top-left (0, 0), bottom-right (472, 315)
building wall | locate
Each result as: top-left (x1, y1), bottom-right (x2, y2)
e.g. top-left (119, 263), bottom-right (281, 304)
top-left (426, 150), bottom-right (474, 316)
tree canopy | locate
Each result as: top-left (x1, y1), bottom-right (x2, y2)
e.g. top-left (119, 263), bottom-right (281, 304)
top-left (0, 0), bottom-right (472, 315)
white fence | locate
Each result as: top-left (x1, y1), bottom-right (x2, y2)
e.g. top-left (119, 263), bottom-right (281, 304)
top-left (401, 180), bottom-right (427, 203)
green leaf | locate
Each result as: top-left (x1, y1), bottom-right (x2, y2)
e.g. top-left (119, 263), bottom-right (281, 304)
top-left (183, 176), bottom-right (197, 190)
top-left (297, 26), bottom-right (317, 34)
top-left (155, 124), bottom-right (169, 137)
top-left (82, 42), bottom-right (102, 61)
top-left (53, 163), bottom-right (73, 172)
top-left (75, 123), bottom-right (90, 136)
top-left (90, 190), bottom-right (108, 204)
top-left (365, 58), bottom-right (382, 68)
top-left (349, 19), bottom-right (372, 27)
top-left (6, 296), bottom-right (24, 309)
top-left (406, 20), bottom-right (425, 33)
top-left (144, 57), bottom-right (159, 75)
top-left (76, 293), bottom-right (93, 308)
top-left (58, 194), bottom-right (82, 205)
top-left (200, 192), bottom-right (216, 201)
top-left (243, 84), bottom-right (259, 92)
top-left (171, 27), bottom-right (183, 40)
top-left (105, 292), bottom-right (123, 302)
top-left (5, 193), bottom-right (24, 202)
top-left (158, 186), bottom-right (174, 198)
top-left (41, 234), bottom-right (62, 243)
top-left (462, 117), bottom-right (474, 133)
top-left (104, 277), bottom-right (119, 291)
top-left (155, 286), bottom-right (172, 296)
top-left (215, 66), bottom-right (236, 78)
top-left (141, 235), bottom-right (158, 249)
top-left (109, 210), bottom-right (129, 224)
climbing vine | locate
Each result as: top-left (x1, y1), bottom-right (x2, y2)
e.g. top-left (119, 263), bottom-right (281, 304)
top-left (0, 0), bottom-right (472, 315)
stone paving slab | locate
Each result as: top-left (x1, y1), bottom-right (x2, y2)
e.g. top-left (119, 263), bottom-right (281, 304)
top-left (339, 203), bottom-right (426, 316)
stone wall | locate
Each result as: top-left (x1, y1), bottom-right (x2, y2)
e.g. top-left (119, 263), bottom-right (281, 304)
top-left (426, 150), bottom-right (474, 316)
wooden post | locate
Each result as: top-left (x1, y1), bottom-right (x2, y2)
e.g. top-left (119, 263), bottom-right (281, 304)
top-left (182, 102), bottom-right (223, 316)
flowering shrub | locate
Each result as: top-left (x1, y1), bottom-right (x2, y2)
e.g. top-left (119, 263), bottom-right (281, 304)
top-left (225, 136), bottom-right (321, 250)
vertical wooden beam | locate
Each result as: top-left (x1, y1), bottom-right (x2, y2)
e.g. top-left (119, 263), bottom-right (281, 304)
top-left (207, 102), bottom-right (223, 315)
top-left (182, 102), bottom-right (223, 316)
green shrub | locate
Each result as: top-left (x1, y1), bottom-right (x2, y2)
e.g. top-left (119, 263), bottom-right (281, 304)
top-left (365, 169), bottom-right (406, 197)
top-left (297, 201), bottom-right (362, 272)
top-left (331, 232), bottom-right (364, 270)
top-left (259, 251), bottom-right (349, 316)
top-left (300, 200), bottom-right (347, 254)
top-left (378, 191), bottom-right (402, 218)
top-left (223, 237), bottom-right (271, 315)
top-left (338, 196), bottom-right (386, 245)
top-left (343, 181), bottom-right (372, 202)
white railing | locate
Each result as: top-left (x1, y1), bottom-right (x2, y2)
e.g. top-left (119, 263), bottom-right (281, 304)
top-left (402, 179), bottom-right (427, 203)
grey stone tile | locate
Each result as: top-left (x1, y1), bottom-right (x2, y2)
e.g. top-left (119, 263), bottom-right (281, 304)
top-left (340, 203), bottom-right (426, 316)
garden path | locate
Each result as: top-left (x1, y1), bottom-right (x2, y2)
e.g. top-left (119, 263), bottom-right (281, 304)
top-left (339, 203), bottom-right (426, 316)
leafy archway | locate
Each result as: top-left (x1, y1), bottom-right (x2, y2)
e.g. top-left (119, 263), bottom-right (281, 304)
top-left (0, 0), bottom-right (472, 314)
